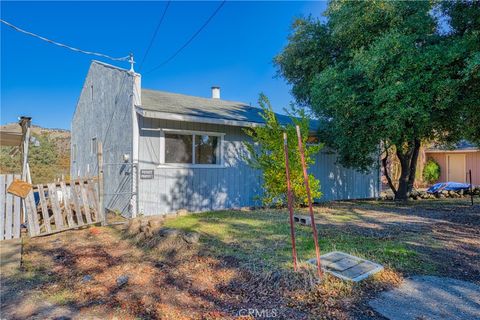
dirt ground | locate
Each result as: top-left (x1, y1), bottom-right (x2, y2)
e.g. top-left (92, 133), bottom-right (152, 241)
top-left (313, 199), bottom-right (480, 284)
top-left (1, 199), bottom-right (478, 320)
top-left (1, 225), bottom-right (306, 320)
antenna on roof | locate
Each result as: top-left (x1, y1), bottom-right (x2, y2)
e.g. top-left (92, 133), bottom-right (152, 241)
top-left (129, 53), bottom-right (135, 73)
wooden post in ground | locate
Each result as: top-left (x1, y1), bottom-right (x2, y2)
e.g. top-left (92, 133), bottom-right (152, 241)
top-left (296, 125), bottom-right (323, 278)
top-left (469, 169), bottom-right (473, 206)
top-left (283, 132), bottom-right (298, 271)
top-left (97, 141), bottom-right (106, 226)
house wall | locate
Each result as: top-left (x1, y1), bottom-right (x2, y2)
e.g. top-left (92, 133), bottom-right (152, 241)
top-left (137, 117), bottom-right (262, 215)
top-left (71, 61), bottom-right (135, 215)
top-left (310, 149), bottom-right (380, 201)
top-left (138, 116), bottom-right (380, 215)
top-left (426, 151), bottom-right (480, 185)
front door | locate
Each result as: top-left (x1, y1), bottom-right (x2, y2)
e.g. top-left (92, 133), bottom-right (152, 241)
top-left (446, 154), bottom-right (466, 183)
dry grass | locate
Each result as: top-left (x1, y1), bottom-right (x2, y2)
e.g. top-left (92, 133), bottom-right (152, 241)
top-left (3, 198), bottom-right (477, 319)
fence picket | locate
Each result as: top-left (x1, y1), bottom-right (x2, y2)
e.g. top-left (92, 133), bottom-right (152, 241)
top-left (60, 182), bottom-right (75, 228)
top-left (5, 175), bottom-right (13, 240)
top-left (0, 175), bottom-right (5, 240)
top-left (70, 182), bottom-right (84, 226)
top-left (47, 183), bottom-right (64, 231)
top-left (86, 179), bottom-right (99, 221)
top-left (13, 174), bottom-right (21, 238)
top-left (79, 180), bottom-right (92, 224)
top-left (25, 191), bottom-right (40, 236)
top-left (38, 185), bottom-right (52, 233)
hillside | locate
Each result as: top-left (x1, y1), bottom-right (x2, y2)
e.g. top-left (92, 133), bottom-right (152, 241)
top-left (0, 123), bottom-right (71, 184)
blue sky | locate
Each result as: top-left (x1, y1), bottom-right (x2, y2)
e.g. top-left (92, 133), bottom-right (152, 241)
top-left (1, 1), bottom-right (327, 129)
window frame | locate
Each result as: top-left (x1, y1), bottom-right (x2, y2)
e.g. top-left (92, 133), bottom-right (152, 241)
top-left (158, 129), bottom-right (225, 168)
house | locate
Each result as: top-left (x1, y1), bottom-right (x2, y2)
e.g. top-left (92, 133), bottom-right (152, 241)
top-left (424, 141), bottom-right (480, 185)
top-left (71, 61), bottom-right (380, 217)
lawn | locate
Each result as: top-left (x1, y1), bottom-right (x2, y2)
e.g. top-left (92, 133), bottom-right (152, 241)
top-left (163, 209), bottom-right (425, 274)
top-left (1, 198), bottom-right (478, 319)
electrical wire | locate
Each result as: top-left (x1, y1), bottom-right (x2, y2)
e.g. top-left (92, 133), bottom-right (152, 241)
top-left (139, 1), bottom-right (171, 71)
top-left (0, 19), bottom-right (130, 62)
top-left (145, 0), bottom-right (226, 74)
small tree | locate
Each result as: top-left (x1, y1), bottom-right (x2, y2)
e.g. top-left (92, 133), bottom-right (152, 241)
top-left (423, 159), bottom-right (441, 185)
top-left (244, 94), bottom-right (322, 207)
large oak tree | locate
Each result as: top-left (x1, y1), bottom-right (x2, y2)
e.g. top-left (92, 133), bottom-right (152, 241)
top-left (275, 0), bottom-right (480, 200)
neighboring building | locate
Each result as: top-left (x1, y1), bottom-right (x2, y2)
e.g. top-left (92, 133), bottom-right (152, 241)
top-left (425, 141), bottom-right (480, 185)
top-left (71, 61), bottom-right (380, 217)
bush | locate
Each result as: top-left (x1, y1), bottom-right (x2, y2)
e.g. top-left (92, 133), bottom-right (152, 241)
top-left (244, 94), bottom-right (323, 207)
top-left (423, 159), bottom-right (441, 184)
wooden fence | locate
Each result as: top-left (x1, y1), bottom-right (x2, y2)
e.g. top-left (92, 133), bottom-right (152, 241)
top-left (0, 174), bottom-right (22, 240)
top-left (24, 179), bottom-right (103, 237)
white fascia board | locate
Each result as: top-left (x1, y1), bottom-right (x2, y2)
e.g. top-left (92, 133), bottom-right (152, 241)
top-left (135, 106), bottom-right (263, 128)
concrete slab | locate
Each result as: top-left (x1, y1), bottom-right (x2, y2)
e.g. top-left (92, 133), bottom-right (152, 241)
top-left (0, 238), bottom-right (22, 276)
top-left (369, 276), bottom-right (480, 320)
top-left (308, 251), bottom-right (383, 282)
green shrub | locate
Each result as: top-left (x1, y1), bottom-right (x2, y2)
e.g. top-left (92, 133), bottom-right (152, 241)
top-left (244, 94), bottom-right (323, 207)
top-left (423, 159), bottom-right (441, 184)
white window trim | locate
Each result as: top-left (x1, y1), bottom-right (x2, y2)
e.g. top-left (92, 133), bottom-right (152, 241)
top-left (158, 129), bottom-right (225, 168)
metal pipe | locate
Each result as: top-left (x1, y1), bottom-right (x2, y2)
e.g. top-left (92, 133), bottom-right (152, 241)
top-left (283, 132), bottom-right (298, 271)
top-left (296, 125), bottom-right (323, 278)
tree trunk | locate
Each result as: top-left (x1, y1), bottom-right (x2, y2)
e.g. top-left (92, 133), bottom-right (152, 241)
top-left (381, 147), bottom-right (397, 198)
top-left (395, 139), bottom-right (421, 201)
top-left (407, 139), bottom-right (421, 194)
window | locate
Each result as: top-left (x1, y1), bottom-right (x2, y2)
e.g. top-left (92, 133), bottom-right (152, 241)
top-left (161, 130), bottom-right (223, 166)
top-left (91, 137), bottom-right (97, 155)
top-left (165, 133), bottom-right (192, 163)
top-left (195, 135), bottom-right (219, 164)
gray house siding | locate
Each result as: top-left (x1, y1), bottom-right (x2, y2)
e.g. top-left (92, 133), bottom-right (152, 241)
top-left (137, 116), bottom-right (263, 215)
top-left (71, 61), bottom-right (135, 215)
top-left (311, 150), bottom-right (380, 201)
top-left (137, 115), bottom-right (379, 215)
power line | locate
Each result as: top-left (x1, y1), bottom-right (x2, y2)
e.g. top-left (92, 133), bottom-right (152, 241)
top-left (0, 19), bottom-right (130, 62)
top-left (145, 0), bottom-right (226, 74)
top-left (139, 1), bottom-right (171, 71)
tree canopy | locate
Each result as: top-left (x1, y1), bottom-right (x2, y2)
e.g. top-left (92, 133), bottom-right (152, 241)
top-left (275, 0), bottom-right (480, 200)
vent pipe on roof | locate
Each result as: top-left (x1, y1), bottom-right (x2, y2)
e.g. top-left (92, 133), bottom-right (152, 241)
top-left (211, 86), bottom-right (220, 99)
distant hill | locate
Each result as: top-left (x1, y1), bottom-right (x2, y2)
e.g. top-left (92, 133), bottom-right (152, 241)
top-left (0, 123), bottom-right (71, 183)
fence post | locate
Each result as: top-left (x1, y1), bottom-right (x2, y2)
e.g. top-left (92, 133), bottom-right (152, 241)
top-left (296, 125), bottom-right (323, 279)
top-left (97, 141), bottom-right (106, 226)
top-left (469, 169), bottom-right (473, 206)
top-left (283, 132), bottom-right (298, 271)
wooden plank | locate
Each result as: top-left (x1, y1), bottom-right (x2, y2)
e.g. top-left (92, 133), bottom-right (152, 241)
top-left (47, 183), bottom-right (64, 231)
top-left (60, 182), bottom-right (75, 228)
top-left (5, 175), bottom-right (13, 240)
top-left (0, 175), bottom-right (5, 240)
top-left (13, 174), bottom-right (21, 238)
top-left (31, 178), bottom-right (99, 190)
top-left (37, 185), bottom-right (52, 234)
top-left (87, 179), bottom-right (100, 222)
top-left (79, 180), bottom-right (92, 224)
top-left (25, 191), bottom-right (40, 236)
top-left (70, 182), bottom-right (84, 226)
